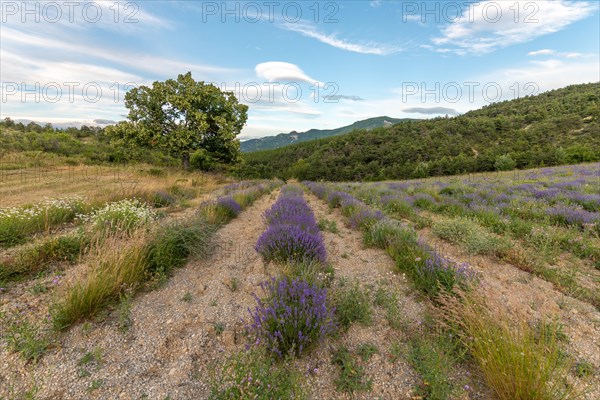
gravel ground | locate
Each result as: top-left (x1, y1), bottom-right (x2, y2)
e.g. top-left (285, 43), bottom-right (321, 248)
top-left (3, 188), bottom-right (558, 399)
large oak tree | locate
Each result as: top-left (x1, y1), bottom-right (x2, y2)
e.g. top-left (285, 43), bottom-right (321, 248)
top-left (108, 72), bottom-right (248, 169)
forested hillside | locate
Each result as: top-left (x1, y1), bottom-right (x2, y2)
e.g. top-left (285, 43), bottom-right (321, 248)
top-left (0, 119), bottom-right (177, 167)
top-left (239, 82), bottom-right (600, 181)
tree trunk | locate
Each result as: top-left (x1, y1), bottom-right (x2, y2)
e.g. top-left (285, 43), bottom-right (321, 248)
top-left (182, 152), bottom-right (190, 170)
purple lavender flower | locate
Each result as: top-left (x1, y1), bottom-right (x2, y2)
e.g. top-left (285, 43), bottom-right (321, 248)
top-left (256, 224), bottom-right (326, 264)
top-left (216, 196), bottom-right (242, 217)
top-left (415, 244), bottom-right (475, 296)
top-left (257, 186), bottom-right (326, 263)
top-left (246, 277), bottom-right (336, 357)
top-left (546, 205), bottom-right (600, 228)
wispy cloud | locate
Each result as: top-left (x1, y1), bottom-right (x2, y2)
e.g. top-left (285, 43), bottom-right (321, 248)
top-left (324, 95), bottom-right (365, 101)
top-left (431, 1), bottom-right (597, 55)
top-left (527, 49), bottom-right (589, 58)
top-left (280, 22), bottom-right (402, 55)
top-left (1, 27), bottom-right (238, 81)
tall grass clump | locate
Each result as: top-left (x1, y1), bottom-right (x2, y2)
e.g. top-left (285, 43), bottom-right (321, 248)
top-left (246, 276), bottom-right (336, 358)
top-left (145, 218), bottom-right (216, 279)
top-left (0, 231), bottom-right (88, 282)
top-left (0, 196), bottom-right (88, 246)
top-left (51, 236), bottom-right (148, 330)
top-left (440, 290), bottom-right (582, 400)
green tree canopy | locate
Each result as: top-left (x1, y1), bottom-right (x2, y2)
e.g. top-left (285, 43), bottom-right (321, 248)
top-left (108, 72), bottom-right (248, 169)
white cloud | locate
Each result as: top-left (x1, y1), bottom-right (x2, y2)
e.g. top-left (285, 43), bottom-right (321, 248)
top-left (528, 49), bottom-right (555, 56)
top-left (280, 22), bottom-right (402, 55)
top-left (431, 1), bottom-right (597, 54)
top-left (255, 62), bottom-right (321, 85)
top-left (528, 49), bottom-right (588, 58)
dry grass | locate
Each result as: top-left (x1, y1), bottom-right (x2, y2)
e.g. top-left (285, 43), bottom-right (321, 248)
top-left (0, 163), bottom-right (228, 208)
top-left (438, 289), bottom-right (584, 400)
top-left (51, 234), bottom-right (149, 330)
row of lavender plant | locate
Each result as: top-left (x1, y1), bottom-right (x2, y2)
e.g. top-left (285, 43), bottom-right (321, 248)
top-left (304, 182), bottom-right (474, 298)
top-left (246, 185), bottom-right (335, 360)
top-left (255, 185), bottom-right (326, 264)
top-left (199, 180), bottom-right (281, 224)
top-left (375, 164), bottom-right (600, 229)
top-left (347, 165), bottom-right (600, 266)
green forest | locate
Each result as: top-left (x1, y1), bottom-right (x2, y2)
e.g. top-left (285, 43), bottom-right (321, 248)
top-left (239, 82), bottom-right (599, 181)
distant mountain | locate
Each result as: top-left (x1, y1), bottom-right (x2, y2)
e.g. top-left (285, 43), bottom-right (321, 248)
top-left (240, 116), bottom-right (413, 152)
top-left (11, 119), bottom-right (116, 129)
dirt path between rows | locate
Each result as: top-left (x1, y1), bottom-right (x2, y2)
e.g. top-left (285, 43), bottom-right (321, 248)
top-left (300, 194), bottom-right (492, 400)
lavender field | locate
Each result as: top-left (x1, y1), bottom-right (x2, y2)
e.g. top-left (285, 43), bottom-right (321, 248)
top-left (1, 165), bottom-right (599, 399)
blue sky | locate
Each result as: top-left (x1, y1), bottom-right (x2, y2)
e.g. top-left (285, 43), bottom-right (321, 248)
top-left (1, 0), bottom-right (598, 139)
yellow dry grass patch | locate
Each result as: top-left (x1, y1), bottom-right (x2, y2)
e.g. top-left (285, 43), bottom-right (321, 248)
top-left (0, 162), bottom-right (228, 207)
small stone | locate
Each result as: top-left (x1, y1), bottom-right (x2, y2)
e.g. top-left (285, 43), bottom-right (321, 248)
top-left (169, 367), bottom-right (177, 376)
top-left (167, 319), bottom-right (173, 324)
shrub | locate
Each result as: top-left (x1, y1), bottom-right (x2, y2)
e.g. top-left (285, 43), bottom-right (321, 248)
top-left (432, 217), bottom-right (509, 256)
top-left (247, 277), bottom-right (335, 358)
top-left (191, 148), bottom-right (217, 171)
top-left (333, 281), bottom-right (372, 330)
top-left (216, 196), bottom-right (243, 217)
top-left (256, 188), bottom-right (326, 264)
top-left (363, 219), bottom-right (413, 249)
top-left (199, 196), bottom-right (242, 224)
top-left (382, 198), bottom-right (416, 219)
top-left (282, 261), bottom-right (335, 289)
top-left (150, 190), bottom-right (176, 208)
top-left (495, 154), bottom-right (516, 171)
top-left (546, 205), bottom-right (600, 229)
top-left (413, 249), bottom-right (474, 297)
top-left (263, 197), bottom-right (318, 233)
top-left (347, 208), bottom-right (384, 231)
top-left (78, 199), bottom-right (156, 235)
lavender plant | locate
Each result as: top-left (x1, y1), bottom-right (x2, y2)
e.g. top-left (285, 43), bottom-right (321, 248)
top-left (256, 186), bottom-right (326, 264)
top-left (246, 277), bottom-right (336, 357)
top-left (255, 224), bottom-right (326, 264)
